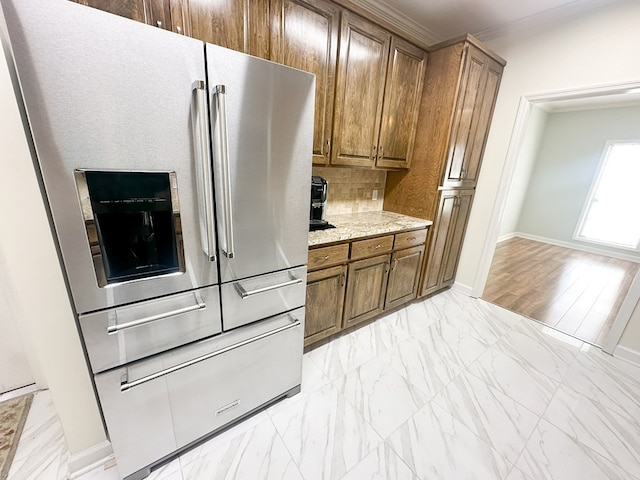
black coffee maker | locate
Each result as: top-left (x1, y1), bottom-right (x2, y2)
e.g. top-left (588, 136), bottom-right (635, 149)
top-left (310, 176), bottom-right (333, 231)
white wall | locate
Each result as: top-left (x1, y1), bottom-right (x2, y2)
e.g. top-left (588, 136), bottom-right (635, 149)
top-left (456, 0), bottom-right (640, 350)
top-left (498, 105), bottom-right (547, 238)
top-left (516, 105), bottom-right (640, 258)
top-left (0, 45), bottom-right (107, 454)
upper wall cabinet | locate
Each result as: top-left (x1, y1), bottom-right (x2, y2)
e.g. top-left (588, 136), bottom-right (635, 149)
top-left (188, 0), bottom-right (270, 59)
top-left (442, 45), bottom-right (503, 188)
top-left (376, 36), bottom-right (427, 170)
top-left (331, 12), bottom-right (391, 168)
top-left (270, 0), bottom-right (340, 166)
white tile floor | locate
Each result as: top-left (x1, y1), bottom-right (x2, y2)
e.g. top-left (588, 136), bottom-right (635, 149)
top-left (6, 290), bottom-right (640, 480)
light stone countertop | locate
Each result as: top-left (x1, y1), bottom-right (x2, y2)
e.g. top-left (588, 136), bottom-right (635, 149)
top-left (308, 211), bottom-right (432, 247)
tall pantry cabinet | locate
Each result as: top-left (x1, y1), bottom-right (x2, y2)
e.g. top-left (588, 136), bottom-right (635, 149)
top-left (384, 35), bottom-right (505, 296)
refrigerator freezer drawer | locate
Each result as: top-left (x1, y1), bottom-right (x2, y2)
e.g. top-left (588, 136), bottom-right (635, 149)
top-left (221, 266), bottom-right (307, 330)
top-left (80, 285), bottom-right (222, 373)
top-left (94, 308), bottom-right (304, 479)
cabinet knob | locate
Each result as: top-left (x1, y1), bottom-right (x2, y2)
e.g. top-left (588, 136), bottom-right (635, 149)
top-left (177, 25), bottom-right (182, 34)
top-left (156, 20), bottom-right (163, 28)
top-left (379, 146), bottom-right (384, 161)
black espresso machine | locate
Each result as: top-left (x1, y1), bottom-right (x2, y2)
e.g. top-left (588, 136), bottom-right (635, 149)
top-left (310, 176), bottom-right (334, 231)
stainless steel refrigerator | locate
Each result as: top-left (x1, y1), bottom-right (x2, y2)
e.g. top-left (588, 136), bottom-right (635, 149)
top-left (0, 0), bottom-right (314, 478)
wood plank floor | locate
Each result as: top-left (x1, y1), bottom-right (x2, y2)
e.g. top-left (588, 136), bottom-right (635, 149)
top-left (482, 237), bottom-right (640, 345)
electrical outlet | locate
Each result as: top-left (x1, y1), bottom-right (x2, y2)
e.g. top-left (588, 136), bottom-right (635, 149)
top-left (372, 189), bottom-right (378, 201)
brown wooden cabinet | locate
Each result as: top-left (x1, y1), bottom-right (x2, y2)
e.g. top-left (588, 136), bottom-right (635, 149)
top-left (343, 253), bottom-right (390, 328)
top-left (442, 46), bottom-right (503, 188)
top-left (270, 0), bottom-right (340, 165)
top-left (305, 264), bottom-right (347, 346)
top-left (421, 189), bottom-right (473, 296)
top-left (375, 36), bottom-right (427, 170)
top-left (188, 0), bottom-right (270, 58)
top-left (385, 244), bottom-right (424, 309)
top-left (331, 11), bottom-right (390, 168)
top-left (384, 36), bottom-right (505, 296)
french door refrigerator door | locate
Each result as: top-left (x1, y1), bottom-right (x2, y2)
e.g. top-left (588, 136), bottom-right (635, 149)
top-left (1, 0), bottom-right (218, 314)
top-left (206, 44), bottom-right (315, 283)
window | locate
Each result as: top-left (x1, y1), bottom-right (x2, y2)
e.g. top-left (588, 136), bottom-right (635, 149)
top-left (574, 141), bottom-right (640, 250)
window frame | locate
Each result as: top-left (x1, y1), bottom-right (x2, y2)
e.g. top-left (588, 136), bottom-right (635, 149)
top-left (573, 139), bottom-right (640, 252)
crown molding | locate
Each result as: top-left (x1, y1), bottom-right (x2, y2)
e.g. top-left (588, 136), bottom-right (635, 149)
top-left (337, 0), bottom-right (443, 47)
top-left (472, 0), bottom-right (622, 42)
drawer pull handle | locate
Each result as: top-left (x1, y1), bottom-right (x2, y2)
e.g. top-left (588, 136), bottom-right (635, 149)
top-left (407, 237), bottom-right (416, 241)
top-left (120, 315), bottom-right (301, 392)
top-left (323, 255), bottom-right (330, 260)
top-left (374, 244), bottom-right (381, 249)
top-left (107, 292), bottom-right (206, 334)
top-left (235, 274), bottom-right (302, 299)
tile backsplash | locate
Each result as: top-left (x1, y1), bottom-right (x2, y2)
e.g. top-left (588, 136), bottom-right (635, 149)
top-left (312, 167), bottom-right (386, 215)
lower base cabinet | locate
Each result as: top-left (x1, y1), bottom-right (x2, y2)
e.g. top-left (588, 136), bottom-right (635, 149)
top-left (304, 265), bottom-right (347, 347)
top-left (421, 189), bottom-right (473, 296)
top-left (305, 226), bottom-right (428, 347)
top-left (385, 244), bottom-right (424, 310)
top-left (343, 254), bottom-right (391, 328)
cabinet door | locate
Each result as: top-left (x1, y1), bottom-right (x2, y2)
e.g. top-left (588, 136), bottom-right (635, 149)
top-left (270, 0), bottom-right (340, 166)
top-left (375, 36), bottom-right (427, 170)
top-left (421, 189), bottom-right (473, 296)
top-left (443, 46), bottom-right (503, 188)
top-left (385, 244), bottom-right (424, 310)
top-left (188, 0), bottom-right (270, 59)
top-left (305, 264), bottom-right (346, 346)
top-left (331, 12), bottom-right (390, 168)
top-left (343, 254), bottom-right (390, 328)
top-left (72, 0), bottom-right (147, 22)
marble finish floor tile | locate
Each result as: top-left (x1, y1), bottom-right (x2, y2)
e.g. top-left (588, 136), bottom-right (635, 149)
top-left (270, 383), bottom-right (382, 480)
top-left (425, 290), bottom-right (514, 345)
top-left (562, 345), bottom-right (640, 421)
top-left (467, 344), bottom-right (560, 416)
top-left (307, 333), bottom-right (377, 381)
top-left (335, 357), bottom-right (429, 438)
top-left (8, 391), bottom-right (69, 480)
top-left (433, 371), bottom-right (539, 464)
top-left (515, 419), bottom-right (639, 480)
top-left (351, 312), bottom-right (412, 355)
top-left (411, 321), bottom-right (490, 368)
top-left (340, 443), bottom-right (418, 480)
top-left (543, 384), bottom-right (640, 477)
top-left (181, 418), bottom-right (302, 480)
top-left (387, 402), bottom-right (511, 480)
top-left (380, 337), bottom-right (463, 399)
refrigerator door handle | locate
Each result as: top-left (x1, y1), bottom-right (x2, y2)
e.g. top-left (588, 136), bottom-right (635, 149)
top-left (107, 292), bottom-right (207, 334)
top-left (192, 80), bottom-right (217, 262)
top-left (120, 314), bottom-right (301, 392)
top-left (234, 275), bottom-right (303, 299)
top-left (212, 84), bottom-right (235, 259)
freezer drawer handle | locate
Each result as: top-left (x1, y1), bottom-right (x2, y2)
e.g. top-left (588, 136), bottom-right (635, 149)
top-left (212, 84), bottom-right (235, 259)
top-left (234, 274), bottom-right (303, 299)
top-left (192, 80), bottom-right (217, 262)
top-left (120, 315), bottom-right (301, 392)
top-left (107, 292), bottom-right (206, 335)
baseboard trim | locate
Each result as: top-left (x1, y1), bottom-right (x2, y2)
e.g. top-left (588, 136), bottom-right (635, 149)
top-left (613, 345), bottom-right (640, 367)
top-left (452, 282), bottom-right (473, 296)
top-left (513, 232), bottom-right (640, 263)
top-left (68, 440), bottom-right (114, 478)
top-left (497, 233), bottom-right (517, 243)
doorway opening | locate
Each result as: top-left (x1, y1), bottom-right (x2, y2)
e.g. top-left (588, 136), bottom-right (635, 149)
top-left (473, 81), bottom-right (640, 350)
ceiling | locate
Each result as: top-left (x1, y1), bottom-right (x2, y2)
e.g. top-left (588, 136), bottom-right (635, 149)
top-left (353, 0), bottom-right (623, 45)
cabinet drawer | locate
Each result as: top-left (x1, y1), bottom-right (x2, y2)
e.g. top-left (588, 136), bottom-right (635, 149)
top-left (350, 235), bottom-right (394, 260)
top-left (394, 228), bottom-right (427, 250)
top-left (308, 243), bottom-right (349, 270)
